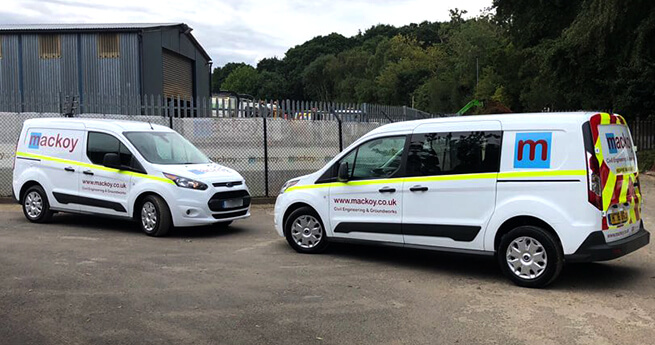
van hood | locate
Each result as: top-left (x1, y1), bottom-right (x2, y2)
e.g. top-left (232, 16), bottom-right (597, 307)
top-left (154, 163), bottom-right (244, 183)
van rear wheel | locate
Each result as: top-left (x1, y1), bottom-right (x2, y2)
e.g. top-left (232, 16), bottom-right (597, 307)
top-left (22, 185), bottom-right (54, 223)
top-left (285, 207), bottom-right (329, 254)
top-left (498, 225), bottom-right (563, 288)
top-left (139, 195), bottom-right (172, 237)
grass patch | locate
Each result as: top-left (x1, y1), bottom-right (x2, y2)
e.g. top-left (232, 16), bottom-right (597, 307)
top-left (637, 149), bottom-right (655, 172)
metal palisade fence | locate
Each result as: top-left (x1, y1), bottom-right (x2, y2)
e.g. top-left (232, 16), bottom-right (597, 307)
top-left (0, 92), bottom-right (438, 198)
top-left (0, 92), bottom-right (436, 122)
top-left (630, 118), bottom-right (655, 151)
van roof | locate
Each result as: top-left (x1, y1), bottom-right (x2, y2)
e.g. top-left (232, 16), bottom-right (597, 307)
top-left (366, 111), bottom-right (605, 136)
top-left (22, 117), bottom-right (172, 133)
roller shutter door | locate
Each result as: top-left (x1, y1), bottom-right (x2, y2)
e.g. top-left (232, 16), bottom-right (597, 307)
top-left (163, 50), bottom-right (193, 99)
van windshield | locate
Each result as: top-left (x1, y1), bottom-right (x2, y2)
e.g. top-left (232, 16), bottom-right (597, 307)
top-left (124, 131), bottom-right (211, 165)
top-left (598, 124), bottom-right (637, 175)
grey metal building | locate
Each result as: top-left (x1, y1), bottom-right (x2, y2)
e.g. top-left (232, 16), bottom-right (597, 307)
top-left (0, 23), bottom-right (212, 114)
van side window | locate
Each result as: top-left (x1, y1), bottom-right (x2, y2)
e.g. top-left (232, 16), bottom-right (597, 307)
top-left (87, 132), bottom-right (142, 171)
top-left (343, 136), bottom-right (406, 180)
top-left (88, 132), bottom-right (119, 164)
top-left (406, 131), bottom-right (502, 176)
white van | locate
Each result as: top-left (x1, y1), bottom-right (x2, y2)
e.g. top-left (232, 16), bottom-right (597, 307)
top-left (274, 112), bottom-right (650, 287)
top-left (13, 118), bottom-right (251, 236)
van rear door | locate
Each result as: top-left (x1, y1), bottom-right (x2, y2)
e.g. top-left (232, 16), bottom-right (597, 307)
top-left (587, 113), bottom-right (642, 242)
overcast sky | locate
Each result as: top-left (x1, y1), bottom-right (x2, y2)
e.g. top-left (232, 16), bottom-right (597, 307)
top-left (2, 0), bottom-right (492, 66)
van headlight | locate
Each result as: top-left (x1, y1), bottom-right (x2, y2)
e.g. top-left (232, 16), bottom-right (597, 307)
top-left (280, 179), bottom-right (300, 194)
top-left (163, 173), bottom-right (208, 190)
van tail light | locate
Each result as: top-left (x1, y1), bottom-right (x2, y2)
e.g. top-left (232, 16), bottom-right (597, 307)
top-left (586, 151), bottom-right (603, 210)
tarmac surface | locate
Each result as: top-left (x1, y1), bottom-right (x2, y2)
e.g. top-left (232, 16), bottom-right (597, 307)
top-left (1, 178), bottom-right (654, 344)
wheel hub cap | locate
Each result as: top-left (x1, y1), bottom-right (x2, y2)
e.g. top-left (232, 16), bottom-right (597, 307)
top-left (141, 202), bottom-right (158, 232)
top-left (291, 215), bottom-right (323, 249)
top-left (506, 236), bottom-right (547, 280)
top-left (24, 191), bottom-right (43, 218)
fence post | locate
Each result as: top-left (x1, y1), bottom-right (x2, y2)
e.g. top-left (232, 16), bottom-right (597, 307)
top-left (168, 99), bottom-right (173, 129)
top-left (331, 105), bottom-right (344, 152)
top-left (263, 111), bottom-right (269, 197)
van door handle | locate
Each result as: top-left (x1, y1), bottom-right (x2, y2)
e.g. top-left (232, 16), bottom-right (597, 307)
top-left (410, 186), bottom-right (429, 192)
top-left (83, 170), bottom-right (94, 176)
top-left (378, 187), bottom-right (396, 193)
top-left (64, 166), bottom-right (75, 172)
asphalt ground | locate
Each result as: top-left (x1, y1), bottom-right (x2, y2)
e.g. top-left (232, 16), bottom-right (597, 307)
top-left (1, 178), bottom-right (654, 344)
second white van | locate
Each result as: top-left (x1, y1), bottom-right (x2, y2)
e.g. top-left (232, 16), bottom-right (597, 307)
top-left (13, 118), bottom-right (251, 236)
top-left (274, 112), bottom-right (650, 288)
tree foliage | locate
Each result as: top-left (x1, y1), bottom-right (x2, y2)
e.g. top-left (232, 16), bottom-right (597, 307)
top-left (216, 1), bottom-right (655, 117)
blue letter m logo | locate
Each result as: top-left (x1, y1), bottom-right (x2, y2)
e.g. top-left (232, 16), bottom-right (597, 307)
top-left (605, 133), bottom-right (618, 154)
top-left (28, 132), bottom-right (42, 149)
top-left (514, 132), bottom-right (552, 169)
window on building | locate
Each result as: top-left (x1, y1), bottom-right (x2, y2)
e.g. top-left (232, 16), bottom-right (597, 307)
top-left (0, 35), bottom-right (3, 59)
top-left (98, 33), bottom-right (120, 58)
top-left (406, 131), bottom-right (502, 176)
top-left (39, 34), bottom-right (61, 59)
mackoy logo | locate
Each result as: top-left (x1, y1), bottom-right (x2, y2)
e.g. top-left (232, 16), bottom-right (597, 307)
top-left (28, 132), bottom-right (79, 153)
top-left (605, 133), bottom-right (631, 154)
top-left (514, 132), bottom-right (552, 169)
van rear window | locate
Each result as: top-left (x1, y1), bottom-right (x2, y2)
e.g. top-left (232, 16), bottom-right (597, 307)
top-left (598, 124), bottom-right (637, 175)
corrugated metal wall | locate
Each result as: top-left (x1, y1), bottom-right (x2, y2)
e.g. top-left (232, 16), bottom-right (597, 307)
top-left (0, 35), bottom-right (21, 111)
top-left (20, 34), bottom-right (77, 111)
top-left (79, 33), bottom-right (140, 96)
top-left (79, 33), bottom-right (140, 113)
top-left (0, 32), bottom-right (141, 113)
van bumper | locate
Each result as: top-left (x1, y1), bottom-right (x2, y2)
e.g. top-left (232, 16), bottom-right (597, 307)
top-left (565, 226), bottom-right (650, 262)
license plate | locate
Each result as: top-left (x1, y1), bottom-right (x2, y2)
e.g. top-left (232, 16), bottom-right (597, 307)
top-left (608, 210), bottom-right (628, 226)
top-left (222, 198), bottom-right (243, 209)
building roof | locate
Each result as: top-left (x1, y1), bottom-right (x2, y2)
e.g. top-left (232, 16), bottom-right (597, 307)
top-left (0, 23), bottom-right (180, 31)
top-left (0, 23), bottom-right (212, 61)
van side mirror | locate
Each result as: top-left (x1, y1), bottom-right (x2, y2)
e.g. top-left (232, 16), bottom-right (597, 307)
top-left (337, 162), bottom-right (350, 182)
top-left (103, 153), bottom-right (122, 169)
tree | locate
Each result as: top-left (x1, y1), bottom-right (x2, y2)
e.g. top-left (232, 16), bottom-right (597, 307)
top-left (212, 62), bottom-right (249, 93)
top-left (282, 33), bottom-right (356, 99)
top-left (257, 71), bottom-right (286, 100)
top-left (302, 55), bottom-right (338, 101)
top-left (493, 0), bottom-right (583, 48)
top-left (221, 66), bottom-right (260, 96)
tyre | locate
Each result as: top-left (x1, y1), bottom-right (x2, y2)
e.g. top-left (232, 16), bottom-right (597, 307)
top-left (22, 185), bottom-right (54, 223)
top-left (284, 206), bottom-right (329, 254)
top-left (498, 225), bottom-right (564, 288)
top-left (139, 195), bottom-right (172, 237)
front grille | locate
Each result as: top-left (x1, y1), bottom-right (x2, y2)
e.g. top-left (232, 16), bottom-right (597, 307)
top-left (212, 181), bottom-right (243, 188)
top-left (213, 210), bottom-right (248, 219)
top-left (208, 190), bottom-right (251, 212)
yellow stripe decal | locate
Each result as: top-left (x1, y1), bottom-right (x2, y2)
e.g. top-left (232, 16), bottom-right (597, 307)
top-left (498, 170), bottom-right (586, 178)
top-left (16, 151), bottom-right (175, 184)
top-left (285, 170), bottom-right (586, 192)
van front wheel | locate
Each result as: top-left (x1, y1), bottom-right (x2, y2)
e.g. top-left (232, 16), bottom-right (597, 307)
top-left (285, 207), bottom-right (329, 254)
top-left (22, 185), bottom-right (54, 223)
top-left (139, 195), bottom-right (172, 237)
top-left (498, 225), bottom-right (563, 288)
